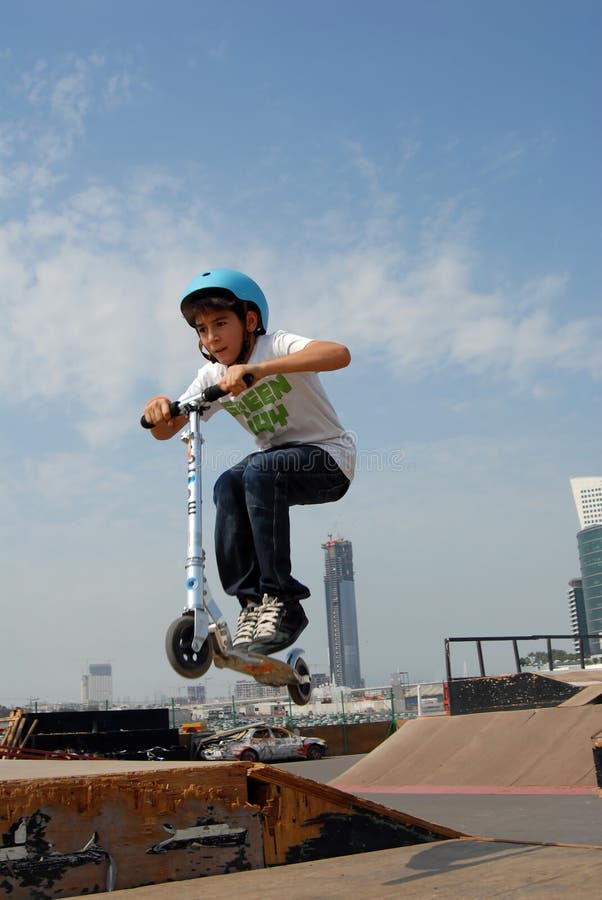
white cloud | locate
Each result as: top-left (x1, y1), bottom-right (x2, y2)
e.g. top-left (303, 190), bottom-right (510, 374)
top-left (1, 172), bottom-right (600, 450)
top-left (19, 58), bottom-right (49, 106)
top-left (0, 62), bottom-right (599, 446)
top-left (396, 134), bottom-right (421, 173)
top-left (481, 130), bottom-right (556, 177)
top-left (5, 52), bottom-right (147, 181)
top-left (103, 55), bottom-right (151, 109)
top-left (279, 238), bottom-right (602, 387)
top-left (103, 71), bottom-right (134, 108)
top-left (49, 60), bottom-right (93, 133)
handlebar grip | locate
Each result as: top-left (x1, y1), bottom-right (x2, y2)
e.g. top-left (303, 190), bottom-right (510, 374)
top-left (203, 373), bottom-right (254, 402)
top-left (202, 383), bottom-right (228, 403)
top-left (140, 400), bottom-right (182, 429)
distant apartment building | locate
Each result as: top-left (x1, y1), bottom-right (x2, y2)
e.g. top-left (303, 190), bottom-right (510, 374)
top-left (570, 477), bottom-right (602, 655)
top-left (234, 680), bottom-right (284, 701)
top-left (322, 537), bottom-right (362, 688)
top-left (568, 578), bottom-right (592, 656)
top-left (81, 663), bottom-right (113, 706)
top-left (187, 684), bottom-right (207, 703)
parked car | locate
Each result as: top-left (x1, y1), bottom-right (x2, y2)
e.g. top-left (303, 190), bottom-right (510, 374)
top-left (194, 723), bottom-right (327, 762)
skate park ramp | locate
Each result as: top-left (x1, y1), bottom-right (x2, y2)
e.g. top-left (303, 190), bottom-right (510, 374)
top-left (331, 707), bottom-right (602, 792)
top-left (2, 752), bottom-right (602, 898)
top-left (558, 683), bottom-right (602, 706)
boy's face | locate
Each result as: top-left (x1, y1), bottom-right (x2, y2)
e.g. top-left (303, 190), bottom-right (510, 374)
top-left (194, 308), bottom-right (248, 366)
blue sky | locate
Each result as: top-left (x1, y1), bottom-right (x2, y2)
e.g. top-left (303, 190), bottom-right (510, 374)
top-left (1, 1), bottom-right (600, 704)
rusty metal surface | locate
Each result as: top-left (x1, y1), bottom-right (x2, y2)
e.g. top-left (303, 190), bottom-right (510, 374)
top-left (447, 672), bottom-right (578, 715)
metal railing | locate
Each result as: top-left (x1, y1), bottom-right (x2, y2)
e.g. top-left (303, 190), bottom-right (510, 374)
top-left (444, 633), bottom-right (601, 681)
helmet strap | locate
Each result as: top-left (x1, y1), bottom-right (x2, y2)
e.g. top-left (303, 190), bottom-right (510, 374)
top-left (234, 336), bottom-right (251, 365)
top-left (231, 307), bottom-right (257, 364)
top-left (198, 341), bottom-right (217, 363)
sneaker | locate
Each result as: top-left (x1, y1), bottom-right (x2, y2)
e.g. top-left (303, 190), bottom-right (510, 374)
top-left (232, 602), bottom-right (260, 650)
top-left (247, 595), bottom-right (309, 656)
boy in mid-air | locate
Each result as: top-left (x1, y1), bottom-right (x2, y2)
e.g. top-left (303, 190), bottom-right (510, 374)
top-left (143, 268), bottom-right (355, 656)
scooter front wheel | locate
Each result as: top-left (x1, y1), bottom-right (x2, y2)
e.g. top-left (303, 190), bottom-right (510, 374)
top-left (165, 615), bottom-right (213, 679)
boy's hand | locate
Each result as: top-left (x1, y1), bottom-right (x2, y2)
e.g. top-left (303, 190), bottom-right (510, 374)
top-left (143, 395), bottom-right (174, 427)
top-left (219, 366), bottom-right (257, 396)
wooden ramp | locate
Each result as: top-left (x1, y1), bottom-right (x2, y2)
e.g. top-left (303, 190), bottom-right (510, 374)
top-left (558, 684), bottom-right (602, 706)
top-left (106, 840), bottom-right (602, 899)
top-left (0, 759), bottom-right (462, 897)
top-left (332, 707), bottom-right (602, 792)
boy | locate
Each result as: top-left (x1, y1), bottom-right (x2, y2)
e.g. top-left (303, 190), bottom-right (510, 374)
top-left (143, 268), bottom-right (355, 656)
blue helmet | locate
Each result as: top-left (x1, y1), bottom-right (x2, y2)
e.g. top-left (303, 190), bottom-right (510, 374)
top-left (180, 268), bottom-right (269, 335)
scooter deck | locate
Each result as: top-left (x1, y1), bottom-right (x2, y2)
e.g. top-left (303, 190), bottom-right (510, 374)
top-left (210, 640), bottom-right (304, 688)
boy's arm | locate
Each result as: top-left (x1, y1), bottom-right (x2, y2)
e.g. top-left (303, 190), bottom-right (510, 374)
top-left (222, 340), bottom-right (350, 396)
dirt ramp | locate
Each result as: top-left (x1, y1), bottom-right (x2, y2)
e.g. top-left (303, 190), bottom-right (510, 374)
top-left (332, 707), bottom-right (602, 790)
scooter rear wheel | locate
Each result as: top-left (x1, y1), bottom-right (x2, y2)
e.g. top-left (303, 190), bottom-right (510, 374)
top-left (165, 615), bottom-right (213, 679)
top-left (287, 656), bottom-right (312, 706)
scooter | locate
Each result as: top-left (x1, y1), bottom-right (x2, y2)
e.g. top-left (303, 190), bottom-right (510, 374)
top-left (141, 380), bottom-right (312, 706)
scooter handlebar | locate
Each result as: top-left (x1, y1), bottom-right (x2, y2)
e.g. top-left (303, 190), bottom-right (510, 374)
top-left (140, 400), bottom-right (182, 429)
top-left (203, 372), bottom-right (254, 401)
top-left (140, 374), bottom-right (254, 429)
top-left (201, 383), bottom-right (229, 403)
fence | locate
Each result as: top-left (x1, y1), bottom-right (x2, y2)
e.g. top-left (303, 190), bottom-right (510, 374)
top-left (444, 632), bottom-right (601, 681)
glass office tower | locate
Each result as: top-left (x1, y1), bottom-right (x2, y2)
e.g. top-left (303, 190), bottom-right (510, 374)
top-left (571, 478), bottom-right (602, 655)
top-left (576, 526), bottom-right (602, 653)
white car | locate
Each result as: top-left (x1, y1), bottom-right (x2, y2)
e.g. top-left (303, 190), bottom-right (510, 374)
top-left (195, 723), bottom-right (327, 762)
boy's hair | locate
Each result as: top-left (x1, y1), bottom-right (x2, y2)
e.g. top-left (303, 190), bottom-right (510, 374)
top-left (187, 292), bottom-right (242, 321)
top-left (183, 290), bottom-right (264, 335)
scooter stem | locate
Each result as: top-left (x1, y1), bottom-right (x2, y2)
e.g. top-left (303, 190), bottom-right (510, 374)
top-left (185, 407), bottom-right (210, 651)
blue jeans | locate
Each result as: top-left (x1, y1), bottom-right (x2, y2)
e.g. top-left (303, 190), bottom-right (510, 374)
top-left (213, 444), bottom-right (350, 607)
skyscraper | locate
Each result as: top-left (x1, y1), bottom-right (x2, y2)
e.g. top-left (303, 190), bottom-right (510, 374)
top-left (570, 477), bottom-right (602, 655)
top-left (567, 578), bottom-right (592, 656)
top-left (81, 663), bottom-right (113, 706)
top-left (570, 476), bottom-right (602, 529)
top-left (322, 537), bottom-right (362, 687)
top-left (576, 526), bottom-right (602, 654)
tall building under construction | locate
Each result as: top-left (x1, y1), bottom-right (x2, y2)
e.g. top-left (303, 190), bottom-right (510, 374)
top-left (322, 536), bottom-right (362, 687)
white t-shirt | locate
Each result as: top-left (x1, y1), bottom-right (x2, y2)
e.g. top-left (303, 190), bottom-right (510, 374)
top-left (179, 331), bottom-right (356, 481)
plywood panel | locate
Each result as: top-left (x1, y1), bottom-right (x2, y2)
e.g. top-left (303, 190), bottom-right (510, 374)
top-left (247, 764), bottom-right (463, 866)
